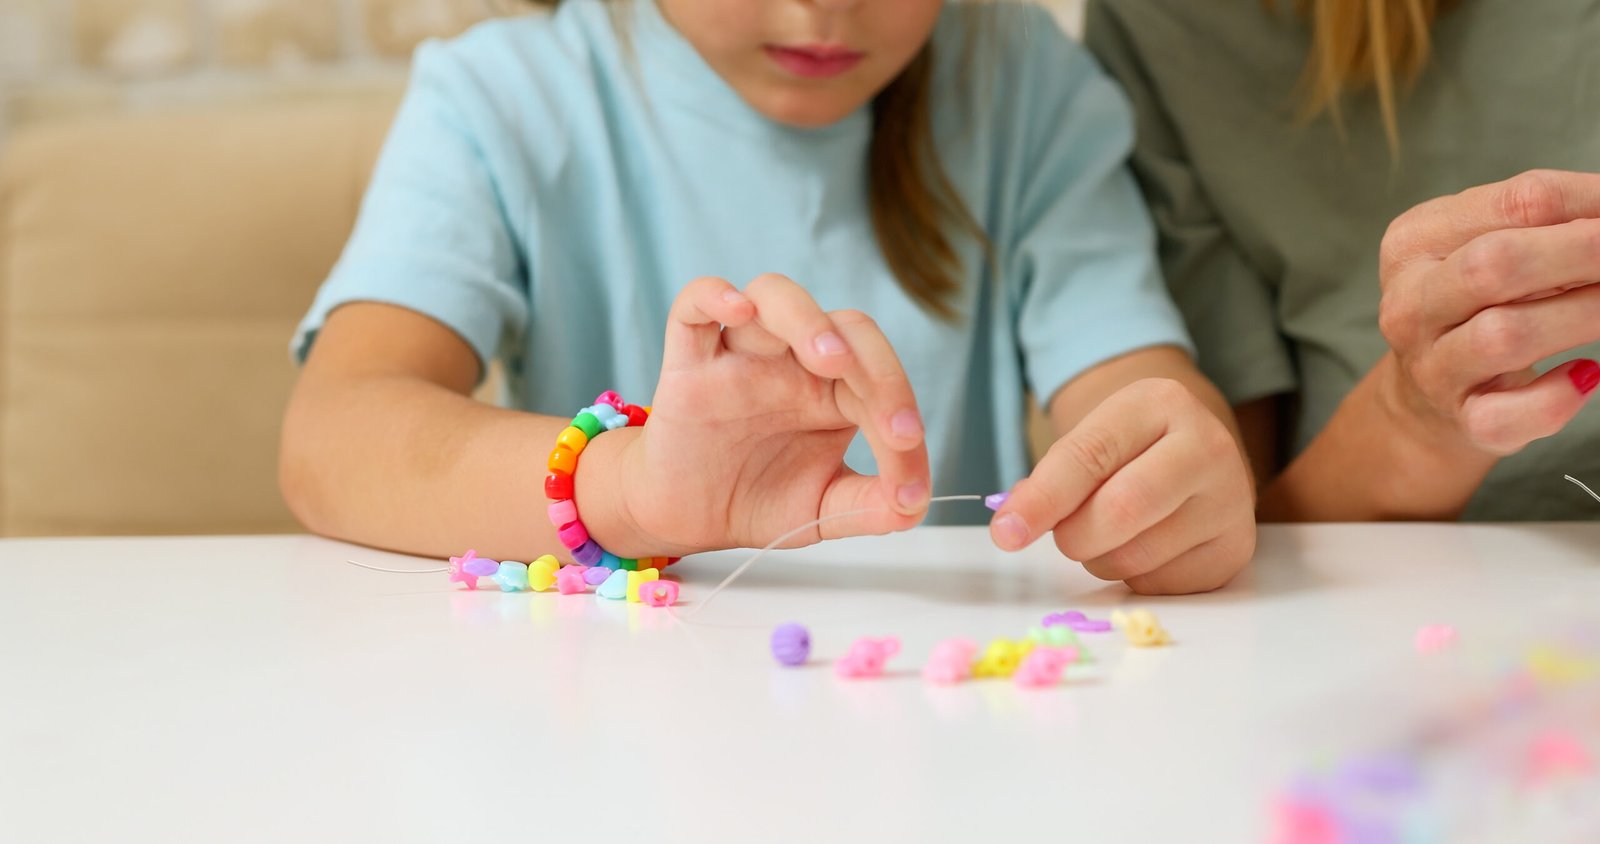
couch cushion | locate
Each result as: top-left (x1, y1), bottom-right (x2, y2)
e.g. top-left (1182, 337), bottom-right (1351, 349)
top-left (0, 98), bottom-right (397, 536)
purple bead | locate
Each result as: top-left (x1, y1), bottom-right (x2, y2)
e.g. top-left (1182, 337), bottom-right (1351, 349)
top-left (1041, 610), bottom-right (1087, 628)
top-left (770, 623), bottom-right (811, 667)
top-left (463, 557), bottom-right (499, 577)
top-left (572, 540), bottom-right (603, 566)
top-left (983, 492), bottom-right (1010, 511)
top-left (1068, 619), bottom-right (1112, 633)
top-left (583, 566), bottom-right (611, 586)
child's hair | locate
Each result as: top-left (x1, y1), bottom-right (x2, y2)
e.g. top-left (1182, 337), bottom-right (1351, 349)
top-left (1274, 0), bottom-right (1455, 152)
top-left (521, 0), bottom-right (983, 320)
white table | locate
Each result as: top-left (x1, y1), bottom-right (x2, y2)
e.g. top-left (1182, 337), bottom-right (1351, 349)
top-left (3, 523), bottom-right (1599, 842)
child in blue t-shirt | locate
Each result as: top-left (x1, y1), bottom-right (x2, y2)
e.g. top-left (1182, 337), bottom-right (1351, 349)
top-left (283, 0), bottom-right (1256, 595)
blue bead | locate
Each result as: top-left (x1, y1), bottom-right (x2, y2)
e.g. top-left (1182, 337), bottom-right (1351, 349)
top-left (598, 552), bottom-right (621, 570)
top-left (492, 561), bottom-right (529, 592)
top-left (596, 569), bottom-right (629, 600)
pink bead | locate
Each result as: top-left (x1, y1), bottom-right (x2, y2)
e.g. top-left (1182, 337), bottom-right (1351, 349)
top-left (835, 637), bottom-right (900, 679)
top-left (1414, 624), bottom-right (1458, 654)
top-left (555, 565), bottom-right (588, 594)
top-left (1014, 646), bottom-right (1076, 688)
top-left (556, 520), bottom-right (589, 550)
top-left (547, 499), bottom-right (578, 527)
top-left (595, 390), bottom-right (625, 411)
top-left (922, 638), bottom-right (979, 685)
top-left (640, 580), bottom-right (680, 607)
top-left (448, 549), bottom-right (482, 591)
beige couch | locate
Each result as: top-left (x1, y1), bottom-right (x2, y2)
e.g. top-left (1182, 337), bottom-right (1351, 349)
top-left (0, 100), bottom-right (397, 536)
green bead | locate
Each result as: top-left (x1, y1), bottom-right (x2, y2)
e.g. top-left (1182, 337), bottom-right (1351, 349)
top-left (572, 412), bottom-right (603, 440)
top-left (619, 558), bottom-right (638, 571)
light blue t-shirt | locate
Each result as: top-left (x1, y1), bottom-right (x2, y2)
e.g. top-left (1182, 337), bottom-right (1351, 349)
top-left (294, 0), bottom-right (1191, 523)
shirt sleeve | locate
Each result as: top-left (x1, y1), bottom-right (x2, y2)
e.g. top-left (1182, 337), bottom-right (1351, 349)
top-left (1004, 9), bottom-right (1197, 411)
top-left (290, 39), bottom-right (528, 377)
top-left (1083, 0), bottom-right (1296, 406)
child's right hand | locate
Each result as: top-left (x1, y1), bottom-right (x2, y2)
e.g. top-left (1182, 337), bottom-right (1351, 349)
top-left (576, 274), bottom-right (932, 557)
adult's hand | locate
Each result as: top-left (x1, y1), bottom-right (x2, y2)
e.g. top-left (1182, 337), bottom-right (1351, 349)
top-left (1377, 169), bottom-right (1600, 455)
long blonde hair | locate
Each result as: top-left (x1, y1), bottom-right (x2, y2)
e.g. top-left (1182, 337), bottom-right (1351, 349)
top-left (1280, 0), bottom-right (1454, 151)
top-left (522, 0), bottom-right (983, 320)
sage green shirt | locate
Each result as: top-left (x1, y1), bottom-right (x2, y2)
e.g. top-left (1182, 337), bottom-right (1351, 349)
top-left (1085, 0), bottom-right (1600, 520)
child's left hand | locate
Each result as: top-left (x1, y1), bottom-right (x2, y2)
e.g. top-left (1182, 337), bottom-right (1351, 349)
top-left (989, 375), bottom-right (1256, 595)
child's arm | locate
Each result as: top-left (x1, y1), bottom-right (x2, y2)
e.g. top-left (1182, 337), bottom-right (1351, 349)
top-left (281, 275), bottom-right (932, 561)
top-left (989, 345), bottom-right (1256, 595)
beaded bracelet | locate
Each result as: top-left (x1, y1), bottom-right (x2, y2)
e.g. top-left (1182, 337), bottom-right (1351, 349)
top-left (544, 390), bottom-right (678, 572)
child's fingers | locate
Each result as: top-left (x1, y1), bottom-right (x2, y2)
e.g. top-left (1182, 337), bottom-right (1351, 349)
top-left (1458, 358), bottom-right (1599, 454)
top-left (737, 273), bottom-right (855, 378)
top-left (816, 469), bottom-right (926, 541)
top-left (990, 384), bottom-right (1170, 551)
top-left (829, 310), bottom-right (930, 514)
top-left (1120, 527), bottom-right (1253, 596)
top-left (663, 277), bottom-right (754, 367)
top-left (1049, 434), bottom-right (1205, 565)
top-left (1073, 494), bottom-right (1213, 582)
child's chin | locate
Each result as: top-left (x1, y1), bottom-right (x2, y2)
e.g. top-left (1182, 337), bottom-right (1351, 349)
top-left (747, 90), bottom-right (868, 131)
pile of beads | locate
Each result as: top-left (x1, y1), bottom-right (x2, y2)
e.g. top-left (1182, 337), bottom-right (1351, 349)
top-left (775, 609), bottom-right (1132, 690)
top-left (447, 548), bottom-right (680, 606)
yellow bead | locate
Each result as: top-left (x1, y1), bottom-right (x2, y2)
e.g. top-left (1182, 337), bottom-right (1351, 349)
top-left (555, 426), bottom-right (589, 455)
top-left (528, 555), bottom-right (560, 592)
top-left (1114, 609), bottom-right (1171, 647)
top-left (626, 568), bottom-right (660, 603)
top-left (972, 639), bottom-right (1033, 678)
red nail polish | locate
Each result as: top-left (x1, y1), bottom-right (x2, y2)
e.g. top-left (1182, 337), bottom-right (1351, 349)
top-left (1571, 360), bottom-right (1600, 397)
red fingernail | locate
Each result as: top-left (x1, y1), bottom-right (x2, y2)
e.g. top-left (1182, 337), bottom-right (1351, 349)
top-left (1570, 360), bottom-right (1600, 397)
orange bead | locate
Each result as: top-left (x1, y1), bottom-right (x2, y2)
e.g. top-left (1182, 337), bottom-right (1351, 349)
top-left (547, 445), bottom-right (577, 474)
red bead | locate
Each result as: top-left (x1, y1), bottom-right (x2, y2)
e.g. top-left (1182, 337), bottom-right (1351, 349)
top-left (545, 472), bottom-right (574, 500)
top-left (623, 404), bottom-right (648, 427)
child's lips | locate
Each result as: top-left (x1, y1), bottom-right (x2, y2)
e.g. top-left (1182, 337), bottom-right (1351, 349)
top-left (763, 44), bottom-right (865, 79)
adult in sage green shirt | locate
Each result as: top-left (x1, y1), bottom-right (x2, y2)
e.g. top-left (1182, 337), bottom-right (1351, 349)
top-left (1085, 0), bottom-right (1600, 521)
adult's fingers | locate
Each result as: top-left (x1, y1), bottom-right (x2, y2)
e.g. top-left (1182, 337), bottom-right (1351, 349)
top-left (829, 310), bottom-right (930, 514)
top-left (1425, 281), bottom-right (1600, 387)
top-left (1392, 218), bottom-right (1600, 331)
top-left (729, 273), bottom-right (854, 378)
top-left (990, 380), bottom-right (1181, 552)
top-left (662, 277), bottom-right (754, 367)
top-left (1457, 358), bottom-right (1600, 455)
top-left (1382, 170), bottom-right (1600, 270)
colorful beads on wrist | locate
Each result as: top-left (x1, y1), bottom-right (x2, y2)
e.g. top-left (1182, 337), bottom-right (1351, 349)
top-left (544, 391), bottom-right (680, 572)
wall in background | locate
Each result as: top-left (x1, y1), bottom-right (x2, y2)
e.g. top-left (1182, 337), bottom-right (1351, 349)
top-left (0, 0), bottom-right (1085, 144)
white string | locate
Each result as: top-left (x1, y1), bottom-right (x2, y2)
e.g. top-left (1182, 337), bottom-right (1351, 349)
top-left (341, 494), bottom-right (991, 612)
top-left (1566, 475), bottom-right (1600, 505)
top-left (344, 558), bottom-right (449, 574)
top-left (679, 494), bottom-right (985, 617)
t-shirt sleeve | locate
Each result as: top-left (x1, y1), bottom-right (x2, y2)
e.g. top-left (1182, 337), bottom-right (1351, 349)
top-left (1083, 0), bottom-right (1296, 406)
top-left (1004, 9), bottom-right (1196, 411)
top-left (291, 39), bottom-right (528, 377)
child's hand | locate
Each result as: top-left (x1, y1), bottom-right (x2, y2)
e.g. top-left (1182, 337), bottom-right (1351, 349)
top-left (988, 378), bottom-right (1255, 595)
top-left (580, 274), bottom-right (931, 557)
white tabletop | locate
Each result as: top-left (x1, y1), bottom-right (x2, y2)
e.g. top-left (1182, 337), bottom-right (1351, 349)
top-left (3, 523), bottom-right (1600, 842)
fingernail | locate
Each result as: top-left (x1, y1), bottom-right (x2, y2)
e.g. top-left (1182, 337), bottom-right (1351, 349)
top-left (994, 513), bottom-right (1029, 549)
top-left (896, 481), bottom-right (928, 511)
top-left (813, 331), bottom-right (848, 357)
top-left (890, 409), bottom-right (923, 441)
top-left (722, 290), bottom-right (747, 304)
top-left (1570, 360), bottom-right (1600, 397)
